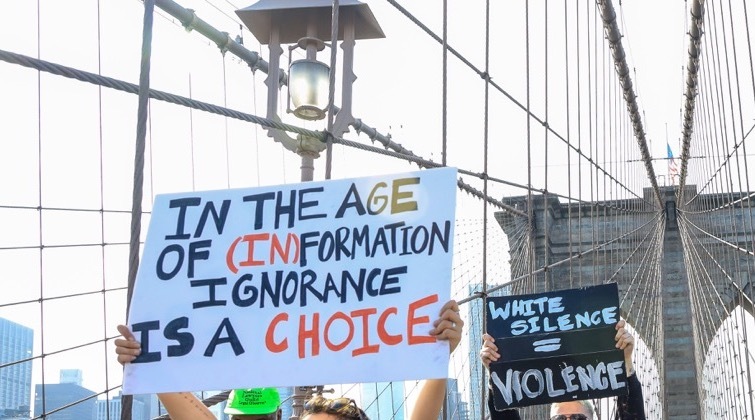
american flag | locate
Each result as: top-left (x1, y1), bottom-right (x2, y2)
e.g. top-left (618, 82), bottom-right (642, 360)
top-left (668, 143), bottom-right (679, 182)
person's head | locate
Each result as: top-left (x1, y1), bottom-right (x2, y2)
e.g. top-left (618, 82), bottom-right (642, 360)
top-left (224, 387), bottom-right (282, 420)
top-left (301, 394), bottom-right (369, 420)
top-left (549, 399), bottom-right (595, 420)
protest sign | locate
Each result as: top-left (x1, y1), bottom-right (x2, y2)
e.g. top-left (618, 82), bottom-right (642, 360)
top-left (485, 283), bottom-right (627, 409)
top-left (122, 167), bottom-right (457, 394)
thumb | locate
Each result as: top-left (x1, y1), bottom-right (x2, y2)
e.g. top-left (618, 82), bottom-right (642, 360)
top-left (117, 325), bottom-right (136, 342)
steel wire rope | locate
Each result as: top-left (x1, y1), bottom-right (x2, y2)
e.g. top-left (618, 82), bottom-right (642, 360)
top-left (616, 217), bottom-right (664, 309)
top-left (685, 194), bottom-right (742, 416)
top-left (0, 49), bottom-right (555, 221)
top-left (96, 0), bottom-right (115, 413)
top-left (524, 0), bottom-right (535, 295)
top-left (33, 0), bottom-right (50, 416)
top-left (680, 216), bottom-right (755, 360)
top-left (479, 0), bottom-right (492, 417)
top-left (717, 1), bottom-right (755, 408)
top-left (684, 239), bottom-right (731, 415)
top-left (587, 0), bottom-right (597, 287)
top-left (457, 215), bottom-right (661, 303)
top-left (690, 45), bottom-right (728, 202)
top-left (323, 0), bottom-right (338, 181)
top-left (680, 219), bottom-right (726, 414)
top-left (564, 0), bottom-right (575, 287)
top-left (121, 1), bottom-right (155, 417)
top-left (385, 0), bottom-right (649, 206)
top-left (543, 0), bottom-right (551, 291)
top-left (222, 54), bottom-right (231, 188)
top-left (0, 286), bottom-right (129, 312)
top-left (576, 0), bottom-right (584, 288)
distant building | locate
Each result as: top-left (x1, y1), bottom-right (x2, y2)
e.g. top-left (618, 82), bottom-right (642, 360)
top-left (95, 393), bottom-right (144, 420)
top-left (278, 387), bottom-right (293, 420)
top-left (130, 394), bottom-right (154, 420)
top-left (0, 318), bottom-right (33, 417)
top-left (444, 378), bottom-right (469, 420)
top-left (34, 382), bottom-right (96, 419)
top-left (361, 382), bottom-right (405, 419)
top-left (59, 369), bottom-right (83, 387)
top-left (466, 283), bottom-right (510, 419)
top-left (466, 284), bottom-right (486, 419)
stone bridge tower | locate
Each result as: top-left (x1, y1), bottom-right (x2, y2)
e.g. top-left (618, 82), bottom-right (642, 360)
top-left (494, 185), bottom-right (755, 419)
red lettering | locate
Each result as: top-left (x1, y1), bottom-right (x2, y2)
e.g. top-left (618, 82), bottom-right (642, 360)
top-left (269, 232), bottom-right (300, 265)
top-left (377, 307), bottom-right (402, 345)
top-left (298, 313), bottom-right (320, 358)
top-left (407, 294), bottom-right (438, 345)
top-left (239, 233), bottom-right (269, 267)
top-left (351, 308), bottom-right (379, 356)
top-left (266, 313), bottom-right (288, 353)
top-left (226, 236), bottom-right (242, 274)
top-left (324, 312), bottom-right (354, 352)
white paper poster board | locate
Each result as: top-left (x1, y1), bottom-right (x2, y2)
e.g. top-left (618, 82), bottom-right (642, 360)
top-left (122, 167), bottom-right (457, 394)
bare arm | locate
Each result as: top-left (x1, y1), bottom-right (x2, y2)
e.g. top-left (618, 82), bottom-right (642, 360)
top-left (155, 392), bottom-right (217, 420)
top-left (409, 300), bottom-right (464, 420)
top-left (115, 325), bottom-right (216, 420)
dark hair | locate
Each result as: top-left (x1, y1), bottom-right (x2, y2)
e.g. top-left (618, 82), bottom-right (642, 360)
top-left (302, 395), bottom-right (370, 420)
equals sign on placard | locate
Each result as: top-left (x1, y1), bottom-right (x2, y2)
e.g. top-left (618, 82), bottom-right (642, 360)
top-left (532, 338), bottom-right (562, 353)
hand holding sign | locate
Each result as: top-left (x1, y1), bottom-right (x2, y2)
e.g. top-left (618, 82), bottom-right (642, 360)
top-left (116, 299), bottom-right (463, 419)
top-left (614, 319), bottom-right (635, 376)
top-left (115, 325), bottom-right (141, 365)
top-left (429, 299), bottom-right (464, 353)
top-left (485, 283), bottom-right (629, 409)
top-left (121, 168), bottom-right (458, 394)
top-left (480, 333), bottom-right (499, 368)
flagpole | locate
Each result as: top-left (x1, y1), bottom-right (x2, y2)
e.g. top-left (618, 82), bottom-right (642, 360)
top-left (665, 123), bottom-right (670, 185)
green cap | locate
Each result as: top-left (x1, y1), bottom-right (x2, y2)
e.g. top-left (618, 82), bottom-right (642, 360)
top-left (224, 388), bottom-right (281, 415)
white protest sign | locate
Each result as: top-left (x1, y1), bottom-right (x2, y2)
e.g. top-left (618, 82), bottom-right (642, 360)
top-left (122, 167), bottom-right (457, 394)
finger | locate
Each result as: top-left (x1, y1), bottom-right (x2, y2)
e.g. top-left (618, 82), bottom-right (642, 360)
top-left (115, 345), bottom-right (142, 356)
top-left (443, 309), bottom-right (463, 326)
top-left (480, 338), bottom-right (500, 358)
top-left (482, 337), bottom-right (498, 353)
top-left (480, 348), bottom-right (500, 361)
top-left (615, 319), bottom-right (625, 331)
top-left (434, 306), bottom-right (463, 324)
top-left (479, 349), bottom-right (500, 367)
top-left (117, 324), bottom-right (136, 341)
top-left (435, 327), bottom-right (461, 343)
top-left (616, 331), bottom-right (633, 349)
top-left (439, 300), bottom-right (460, 316)
top-left (114, 338), bottom-right (141, 350)
top-left (430, 319), bottom-right (462, 337)
top-left (117, 354), bottom-right (137, 365)
top-left (614, 327), bottom-right (626, 342)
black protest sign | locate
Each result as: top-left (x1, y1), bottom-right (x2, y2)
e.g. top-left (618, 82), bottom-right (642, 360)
top-left (485, 283), bottom-right (627, 409)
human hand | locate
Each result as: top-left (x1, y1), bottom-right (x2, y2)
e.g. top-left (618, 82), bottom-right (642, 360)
top-left (429, 300), bottom-right (464, 353)
top-left (480, 333), bottom-right (499, 369)
top-left (614, 319), bottom-right (634, 358)
top-left (615, 319), bottom-right (636, 376)
top-left (114, 324), bottom-right (142, 365)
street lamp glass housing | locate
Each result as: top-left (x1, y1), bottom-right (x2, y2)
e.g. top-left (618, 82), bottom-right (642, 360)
top-left (289, 59), bottom-right (330, 121)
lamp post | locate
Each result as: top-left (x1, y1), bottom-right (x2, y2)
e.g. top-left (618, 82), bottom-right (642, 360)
top-left (236, 0), bottom-right (384, 182)
top-left (235, 2), bottom-right (383, 418)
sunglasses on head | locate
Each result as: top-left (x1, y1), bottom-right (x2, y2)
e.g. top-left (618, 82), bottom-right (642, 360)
top-left (303, 395), bottom-right (369, 420)
top-left (550, 415), bottom-right (589, 420)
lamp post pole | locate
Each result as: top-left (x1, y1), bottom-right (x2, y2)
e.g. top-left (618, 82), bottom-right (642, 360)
top-left (235, 2), bottom-right (385, 417)
top-left (299, 18), bottom-right (324, 182)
